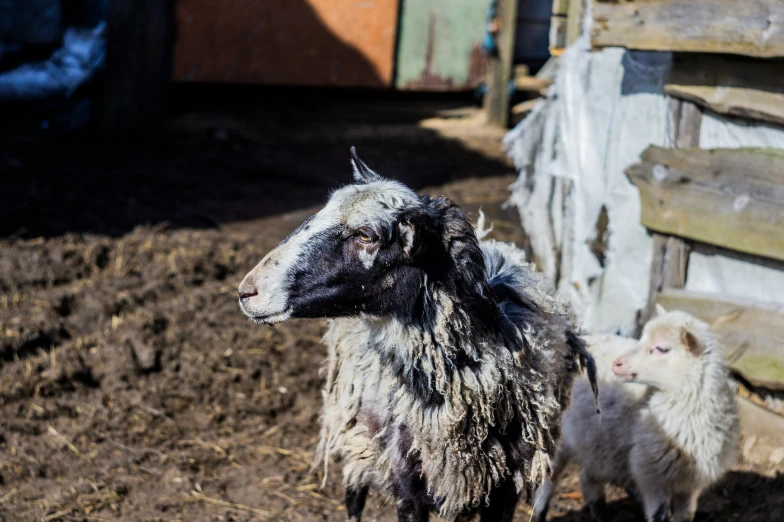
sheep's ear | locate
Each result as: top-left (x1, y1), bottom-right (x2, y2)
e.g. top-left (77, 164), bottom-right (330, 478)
top-left (350, 146), bottom-right (382, 184)
top-left (398, 206), bottom-right (437, 261)
top-left (655, 304), bottom-right (668, 317)
top-left (681, 328), bottom-right (702, 355)
top-left (398, 221), bottom-right (416, 257)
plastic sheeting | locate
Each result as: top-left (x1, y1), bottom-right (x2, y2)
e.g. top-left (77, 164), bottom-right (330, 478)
top-left (505, 31), bottom-right (784, 335)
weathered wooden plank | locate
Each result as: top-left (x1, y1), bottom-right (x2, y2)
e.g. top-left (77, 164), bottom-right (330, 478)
top-left (626, 146), bottom-right (784, 261)
top-left (641, 234), bottom-right (691, 331)
top-left (657, 289), bottom-right (784, 390)
top-left (673, 100), bottom-right (702, 149)
top-left (666, 53), bottom-right (784, 127)
top-left (639, 234), bottom-right (688, 335)
top-left (592, 0), bottom-right (784, 58)
top-left (737, 395), bottom-right (784, 445)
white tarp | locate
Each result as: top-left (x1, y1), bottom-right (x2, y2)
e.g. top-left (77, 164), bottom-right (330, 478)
top-left (505, 34), bottom-right (784, 335)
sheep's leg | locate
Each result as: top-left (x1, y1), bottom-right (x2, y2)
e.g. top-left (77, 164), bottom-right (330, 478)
top-left (345, 485), bottom-right (369, 522)
top-left (532, 451), bottom-right (570, 522)
top-left (395, 498), bottom-right (429, 522)
top-left (671, 490), bottom-right (700, 522)
top-left (392, 468), bottom-right (430, 522)
top-left (579, 470), bottom-right (606, 522)
top-left (480, 478), bottom-right (520, 522)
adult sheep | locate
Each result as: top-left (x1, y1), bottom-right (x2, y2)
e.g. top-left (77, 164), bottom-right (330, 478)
top-left (238, 148), bottom-right (597, 522)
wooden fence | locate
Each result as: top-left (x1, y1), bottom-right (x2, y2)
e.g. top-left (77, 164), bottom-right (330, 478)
top-left (582, 0), bottom-right (784, 393)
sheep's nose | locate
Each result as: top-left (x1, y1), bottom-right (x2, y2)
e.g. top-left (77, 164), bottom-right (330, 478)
top-left (239, 289), bottom-right (258, 303)
top-left (612, 358), bottom-right (626, 376)
top-left (238, 279), bottom-right (259, 303)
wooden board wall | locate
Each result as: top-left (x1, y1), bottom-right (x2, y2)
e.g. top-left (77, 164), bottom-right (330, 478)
top-left (626, 146), bottom-right (784, 262)
top-left (592, 0), bottom-right (784, 58)
top-left (174, 0), bottom-right (399, 87)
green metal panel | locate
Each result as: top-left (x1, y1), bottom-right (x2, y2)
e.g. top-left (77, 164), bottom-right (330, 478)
top-left (395, 0), bottom-right (491, 90)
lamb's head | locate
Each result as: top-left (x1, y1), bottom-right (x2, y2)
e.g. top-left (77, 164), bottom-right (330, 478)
top-left (238, 147), bottom-right (486, 325)
top-left (612, 306), bottom-right (717, 391)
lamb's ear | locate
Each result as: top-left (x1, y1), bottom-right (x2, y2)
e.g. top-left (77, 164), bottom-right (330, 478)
top-left (655, 304), bottom-right (668, 317)
top-left (350, 146), bottom-right (382, 184)
top-left (681, 328), bottom-right (703, 355)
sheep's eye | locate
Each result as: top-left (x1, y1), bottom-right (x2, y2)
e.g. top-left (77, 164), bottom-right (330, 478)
top-left (654, 346), bottom-right (670, 354)
top-left (356, 232), bottom-right (374, 244)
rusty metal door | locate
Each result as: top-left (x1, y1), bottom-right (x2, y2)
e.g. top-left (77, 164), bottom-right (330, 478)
top-left (174, 0), bottom-right (400, 87)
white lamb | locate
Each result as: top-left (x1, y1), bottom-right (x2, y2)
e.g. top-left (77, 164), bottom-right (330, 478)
top-left (533, 307), bottom-right (740, 522)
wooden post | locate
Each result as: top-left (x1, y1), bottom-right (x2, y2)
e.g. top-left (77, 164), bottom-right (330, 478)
top-left (104, 0), bottom-right (174, 131)
top-left (484, 0), bottom-right (518, 127)
top-left (565, 0), bottom-right (585, 47)
top-left (637, 99), bottom-right (701, 333)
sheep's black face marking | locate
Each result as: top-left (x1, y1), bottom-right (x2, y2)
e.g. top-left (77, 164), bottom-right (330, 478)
top-left (284, 224), bottom-right (426, 320)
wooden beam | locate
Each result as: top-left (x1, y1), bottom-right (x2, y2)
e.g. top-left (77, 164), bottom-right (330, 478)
top-left (104, 0), bottom-right (174, 131)
top-left (626, 146), bottom-right (784, 262)
top-left (672, 100), bottom-right (702, 149)
top-left (638, 99), bottom-right (698, 331)
top-left (657, 289), bottom-right (784, 390)
top-left (639, 234), bottom-right (691, 335)
top-left (484, 0), bottom-right (517, 127)
top-left (666, 53), bottom-right (784, 128)
top-left (592, 0), bottom-right (784, 58)
top-left (565, 0), bottom-right (585, 47)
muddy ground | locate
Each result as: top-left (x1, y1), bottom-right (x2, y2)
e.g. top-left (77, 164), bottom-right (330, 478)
top-left (1, 91), bottom-right (782, 522)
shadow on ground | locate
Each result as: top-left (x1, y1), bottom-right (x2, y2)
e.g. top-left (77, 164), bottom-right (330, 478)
top-left (545, 470), bottom-right (784, 522)
top-left (1, 88), bottom-right (504, 239)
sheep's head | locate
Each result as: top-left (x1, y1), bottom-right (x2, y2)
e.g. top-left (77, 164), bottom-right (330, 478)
top-left (612, 306), bottom-right (715, 390)
top-left (238, 147), bottom-right (485, 325)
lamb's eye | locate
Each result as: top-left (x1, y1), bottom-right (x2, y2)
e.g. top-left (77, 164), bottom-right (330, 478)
top-left (357, 232), bottom-right (374, 244)
top-left (654, 346), bottom-right (670, 354)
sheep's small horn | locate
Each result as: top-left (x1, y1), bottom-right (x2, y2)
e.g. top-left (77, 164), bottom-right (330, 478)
top-left (350, 146), bottom-right (381, 184)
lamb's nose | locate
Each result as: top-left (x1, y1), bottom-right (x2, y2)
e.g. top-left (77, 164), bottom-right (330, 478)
top-left (612, 358), bottom-right (625, 375)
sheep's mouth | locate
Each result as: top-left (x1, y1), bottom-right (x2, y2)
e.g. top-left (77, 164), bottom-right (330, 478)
top-left (245, 307), bottom-right (293, 325)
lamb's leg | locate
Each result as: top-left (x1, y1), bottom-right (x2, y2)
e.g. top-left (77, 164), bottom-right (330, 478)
top-left (480, 478), bottom-right (520, 522)
top-left (345, 485), bottom-right (369, 522)
top-left (532, 451), bottom-right (570, 522)
top-left (579, 470), bottom-right (606, 522)
top-left (671, 490), bottom-right (700, 522)
top-left (640, 491), bottom-right (671, 522)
